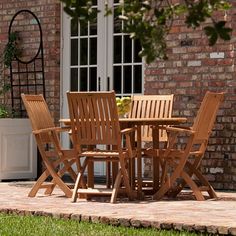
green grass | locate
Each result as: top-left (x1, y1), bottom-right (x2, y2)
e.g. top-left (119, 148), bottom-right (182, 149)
top-left (0, 213), bottom-right (206, 236)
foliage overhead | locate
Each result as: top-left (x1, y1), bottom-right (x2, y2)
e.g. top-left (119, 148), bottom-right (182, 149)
top-left (60, 0), bottom-right (232, 64)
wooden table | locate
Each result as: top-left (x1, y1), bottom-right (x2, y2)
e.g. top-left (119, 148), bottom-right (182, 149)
top-left (60, 117), bottom-right (187, 198)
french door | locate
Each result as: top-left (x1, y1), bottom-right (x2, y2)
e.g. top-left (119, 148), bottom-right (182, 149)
top-left (61, 0), bottom-right (143, 176)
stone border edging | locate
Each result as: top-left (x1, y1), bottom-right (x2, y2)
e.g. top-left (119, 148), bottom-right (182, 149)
top-left (1, 208), bottom-right (236, 235)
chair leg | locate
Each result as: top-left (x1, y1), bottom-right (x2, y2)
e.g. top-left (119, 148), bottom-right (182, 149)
top-left (160, 160), bottom-right (168, 187)
top-left (172, 161), bottom-right (217, 200)
top-left (153, 163), bottom-right (184, 200)
top-left (63, 160), bottom-right (78, 182)
top-left (72, 158), bottom-right (89, 202)
top-left (72, 172), bottom-right (83, 202)
top-left (28, 169), bottom-right (50, 197)
top-left (75, 158), bottom-right (87, 189)
top-left (44, 159), bottom-right (77, 195)
top-left (181, 171), bottom-right (205, 201)
top-left (111, 170), bottom-right (122, 203)
top-left (30, 156), bottom-right (66, 197)
top-left (42, 160), bottom-right (73, 197)
top-left (120, 159), bottom-right (134, 201)
top-left (192, 167), bottom-right (217, 199)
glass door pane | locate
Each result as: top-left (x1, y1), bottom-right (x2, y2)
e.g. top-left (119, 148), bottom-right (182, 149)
top-left (110, 1), bottom-right (143, 96)
top-left (70, 2), bottom-right (98, 92)
top-left (69, 0), bottom-right (143, 95)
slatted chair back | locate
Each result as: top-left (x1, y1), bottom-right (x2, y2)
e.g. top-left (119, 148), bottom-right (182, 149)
top-left (21, 94), bottom-right (56, 144)
top-left (128, 94), bottom-right (174, 142)
top-left (192, 91), bottom-right (224, 144)
top-left (67, 91), bottom-right (121, 148)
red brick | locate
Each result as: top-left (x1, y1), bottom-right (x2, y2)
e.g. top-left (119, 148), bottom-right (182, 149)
top-left (0, 0), bottom-right (235, 191)
top-left (144, 4), bottom-right (236, 191)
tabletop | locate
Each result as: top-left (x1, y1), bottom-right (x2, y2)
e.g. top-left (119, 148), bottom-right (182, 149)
top-left (118, 117), bottom-right (187, 125)
top-left (60, 117), bottom-right (187, 126)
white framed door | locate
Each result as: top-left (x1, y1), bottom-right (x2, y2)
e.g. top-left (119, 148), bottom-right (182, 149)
top-left (61, 0), bottom-right (143, 176)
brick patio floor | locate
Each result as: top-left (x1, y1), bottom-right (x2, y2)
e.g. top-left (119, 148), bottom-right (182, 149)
top-left (1, 181), bottom-right (236, 235)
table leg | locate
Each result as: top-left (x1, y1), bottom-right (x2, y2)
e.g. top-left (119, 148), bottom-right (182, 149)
top-left (87, 161), bottom-right (94, 188)
top-left (106, 161), bottom-right (111, 188)
top-left (112, 162), bottom-right (119, 187)
top-left (136, 125), bottom-right (142, 198)
top-left (152, 126), bottom-right (160, 192)
top-left (87, 145), bottom-right (94, 188)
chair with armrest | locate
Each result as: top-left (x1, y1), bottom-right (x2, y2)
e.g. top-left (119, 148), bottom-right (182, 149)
top-left (153, 91), bottom-right (224, 200)
top-left (67, 91), bottom-right (136, 203)
top-left (128, 94), bottom-right (174, 190)
top-left (21, 94), bottom-right (79, 198)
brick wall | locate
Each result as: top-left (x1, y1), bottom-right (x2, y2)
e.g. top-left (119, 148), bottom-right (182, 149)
top-left (1, 1), bottom-right (235, 190)
top-left (144, 2), bottom-right (236, 190)
top-left (0, 0), bottom-right (61, 121)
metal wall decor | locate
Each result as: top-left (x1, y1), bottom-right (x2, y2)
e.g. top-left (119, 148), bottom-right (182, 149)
top-left (8, 9), bottom-right (45, 117)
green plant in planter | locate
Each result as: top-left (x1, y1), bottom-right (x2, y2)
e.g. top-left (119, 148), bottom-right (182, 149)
top-left (0, 31), bottom-right (21, 118)
top-left (0, 83), bottom-right (11, 118)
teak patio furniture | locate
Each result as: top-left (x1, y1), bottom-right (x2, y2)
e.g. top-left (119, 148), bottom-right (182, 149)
top-left (119, 117), bottom-right (187, 197)
top-left (67, 91), bottom-right (136, 203)
top-left (153, 91), bottom-right (224, 201)
top-left (60, 116), bottom-right (187, 199)
top-left (21, 94), bottom-right (78, 198)
top-left (128, 94), bottom-right (174, 143)
top-left (127, 94), bottom-right (174, 193)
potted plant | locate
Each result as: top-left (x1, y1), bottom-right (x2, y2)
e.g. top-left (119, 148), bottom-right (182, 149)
top-left (0, 32), bottom-right (37, 181)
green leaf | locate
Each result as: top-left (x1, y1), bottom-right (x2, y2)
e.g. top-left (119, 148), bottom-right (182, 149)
top-left (215, 20), bottom-right (226, 28)
top-left (204, 26), bottom-right (218, 45)
top-left (218, 27), bottom-right (232, 40)
top-left (209, 33), bottom-right (218, 46)
top-left (204, 26), bottom-right (216, 36)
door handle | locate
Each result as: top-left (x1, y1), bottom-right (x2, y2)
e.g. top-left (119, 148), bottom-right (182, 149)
top-left (98, 77), bottom-right (101, 91)
top-left (107, 76), bottom-right (110, 91)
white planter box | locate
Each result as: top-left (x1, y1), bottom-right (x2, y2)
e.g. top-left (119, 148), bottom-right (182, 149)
top-left (0, 118), bottom-right (37, 180)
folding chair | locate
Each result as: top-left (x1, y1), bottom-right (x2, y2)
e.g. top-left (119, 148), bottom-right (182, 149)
top-left (153, 91), bottom-right (224, 200)
top-left (21, 94), bottom-right (79, 198)
top-left (67, 91), bottom-right (136, 203)
top-left (128, 94), bottom-right (174, 190)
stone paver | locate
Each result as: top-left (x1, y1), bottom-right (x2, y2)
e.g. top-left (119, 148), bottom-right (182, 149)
top-left (1, 181), bottom-right (236, 235)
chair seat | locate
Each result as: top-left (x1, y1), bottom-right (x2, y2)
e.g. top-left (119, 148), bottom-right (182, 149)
top-left (76, 188), bottom-right (114, 195)
top-left (80, 149), bottom-right (136, 158)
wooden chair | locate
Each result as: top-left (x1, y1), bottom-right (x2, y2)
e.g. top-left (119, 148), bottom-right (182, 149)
top-left (128, 94), bottom-right (174, 143)
top-left (21, 94), bottom-right (78, 198)
top-left (67, 91), bottom-right (136, 203)
top-left (153, 91), bottom-right (224, 201)
top-left (128, 94), bottom-right (174, 190)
